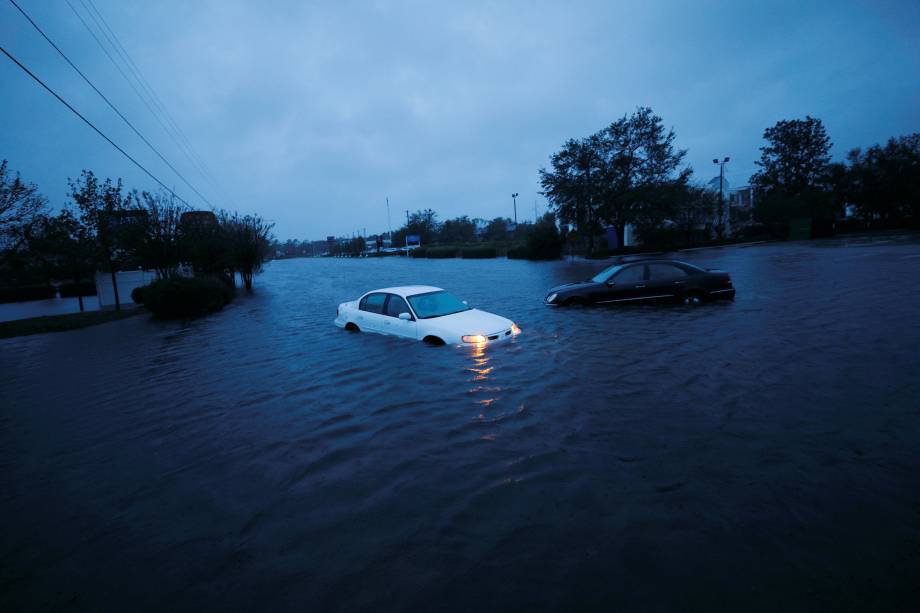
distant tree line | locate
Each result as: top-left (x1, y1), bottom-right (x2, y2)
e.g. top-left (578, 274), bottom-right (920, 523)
top-left (539, 107), bottom-right (920, 254)
top-left (0, 163), bottom-right (274, 309)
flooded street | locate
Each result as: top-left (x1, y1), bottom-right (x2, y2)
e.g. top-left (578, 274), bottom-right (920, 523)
top-left (2, 236), bottom-right (920, 611)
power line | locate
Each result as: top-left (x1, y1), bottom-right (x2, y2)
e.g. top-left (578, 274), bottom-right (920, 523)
top-left (64, 0), bottom-right (236, 210)
top-left (0, 43), bottom-right (193, 208)
top-left (81, 0), bottom-right (240, 210)
top-left (7, 0), bottom-right (216, 209)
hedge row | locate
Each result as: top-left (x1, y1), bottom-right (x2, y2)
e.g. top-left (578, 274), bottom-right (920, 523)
top-left (133, 276), bottom-right (235, 319)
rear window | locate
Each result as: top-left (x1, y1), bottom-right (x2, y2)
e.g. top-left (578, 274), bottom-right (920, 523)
top-left (359, 293), bottom-right (387, 314)
top-left (648, 264), bottom-right (687, 281)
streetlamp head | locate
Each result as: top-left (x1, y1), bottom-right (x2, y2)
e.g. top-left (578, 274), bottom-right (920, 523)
top-left (512, 193), bottom-right (519, 198)
top-left (724, 156), bottom-right (730, 163)
top-left (712, 159), bottom-right (719, 164)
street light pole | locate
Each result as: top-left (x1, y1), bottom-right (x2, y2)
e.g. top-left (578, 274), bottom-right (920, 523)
top-left (511, 193), bottom-right (519, 225)
top-left (712, 156), bottom-right (730, 239)
top-left (386, 197), bottom-right (392, 241)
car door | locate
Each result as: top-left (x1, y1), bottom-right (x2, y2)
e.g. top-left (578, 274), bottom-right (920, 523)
top-left (357, 292), bottom-right (388, 333)
top-left (646, 263), bottom-right (689, 301)
top-left (382, 294), bottom-right (418, 340)
top-left (596, 264), bottom-right (648, 303)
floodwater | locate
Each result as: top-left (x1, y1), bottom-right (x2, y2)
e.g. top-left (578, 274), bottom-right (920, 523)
top-left (2, 236), bottom-right (920, 612)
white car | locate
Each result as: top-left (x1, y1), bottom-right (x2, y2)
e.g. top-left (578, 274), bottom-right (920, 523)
top-left (334, 285), bottom-right (521, 346)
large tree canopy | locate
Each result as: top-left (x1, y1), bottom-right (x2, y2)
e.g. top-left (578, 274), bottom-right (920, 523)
top-left (752, 116), bottom-right (835, 226)
top-left (540, 107), bottom-right (690, 249)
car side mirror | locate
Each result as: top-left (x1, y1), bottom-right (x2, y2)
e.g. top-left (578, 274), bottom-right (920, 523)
top-left (398, 312), bottom-right (412, 321)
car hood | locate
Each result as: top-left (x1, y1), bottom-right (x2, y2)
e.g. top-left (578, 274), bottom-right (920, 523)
top-left (426, 308), bottom-right (512, 335)
top-left (546, 280), bottom-right (601, 295)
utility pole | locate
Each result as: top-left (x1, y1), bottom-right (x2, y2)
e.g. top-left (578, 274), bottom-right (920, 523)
top-left (511, 193), bottom-right (519, 225)
top-left (386, 197), bottom-right (392, 242)
top-left (534, 199), bottom-right (538, 222)
top-left (405, 210), bottom-right (410, 253)
top-left (712, 157), bottom-right (730, 239)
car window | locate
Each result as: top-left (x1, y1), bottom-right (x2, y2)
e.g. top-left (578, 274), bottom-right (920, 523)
top-left (407, 290), bottom-right (470, 319)
top-left (360, 293), bottom-right (387, 314)
top-left (648, 264), bottom-right (687, 281)
top-left (384, 295), bottom-right (412, 319)
top-left (614, 265), bottom-right (646, 284)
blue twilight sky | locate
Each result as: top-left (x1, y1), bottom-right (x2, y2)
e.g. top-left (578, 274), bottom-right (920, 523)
top-left (1, 0), bottom-right (918, 240)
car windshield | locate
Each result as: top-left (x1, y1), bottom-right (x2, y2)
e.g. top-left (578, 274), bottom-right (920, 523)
top-left (591, 265), bottom-right (625, 284)
top-left (407, 290), bottom-right (470, 319)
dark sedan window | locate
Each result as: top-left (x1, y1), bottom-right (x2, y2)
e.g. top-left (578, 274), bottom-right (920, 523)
top-left (384, 295), bottom-right (412, 319)
top-left (614, 265), bottom-right (646, 284)
top-left (648, 264), bottom-right (688, 281)
top-left (360, 293), bottom-right (387, 314)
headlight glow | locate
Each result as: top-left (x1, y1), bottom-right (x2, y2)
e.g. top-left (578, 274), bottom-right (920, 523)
top-left (546, 293), bottom-right (558, 303)
top-left (510, 323), bottom-right (521, 335)
top-left (462, 334), bottom-right (487, 344)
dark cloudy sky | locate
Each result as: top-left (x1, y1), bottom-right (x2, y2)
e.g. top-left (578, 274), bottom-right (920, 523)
top-left (2, 0), bottom-right (918, 240)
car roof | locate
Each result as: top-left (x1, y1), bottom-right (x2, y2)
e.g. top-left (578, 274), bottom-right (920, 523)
top-left (363, 285), bottom-right (443, 298)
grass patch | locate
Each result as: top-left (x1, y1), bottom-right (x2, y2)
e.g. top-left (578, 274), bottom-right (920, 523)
top-left (0, 308), bottom-right (145, 339)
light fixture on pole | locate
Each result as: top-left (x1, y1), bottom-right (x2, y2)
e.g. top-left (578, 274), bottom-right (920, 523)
top-left (511, 193), bottom-right (519, 225)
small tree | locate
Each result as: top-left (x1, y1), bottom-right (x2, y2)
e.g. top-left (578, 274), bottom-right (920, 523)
top-left (136, 190), bottom-right (186, 278)
top-left (69, 171), bottom-right (136, 310)
top-left (0, 160), bottom-right (47, 252)
top-left (225, 213), bottom-right (274, 291)
top-left (180, 210), bottom-right (227, 277)
top-left (24, 209), bottom-right (95, 310)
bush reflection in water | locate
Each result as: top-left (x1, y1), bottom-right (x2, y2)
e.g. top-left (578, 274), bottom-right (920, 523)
top-left (2, 235), bottom-right (920, 611)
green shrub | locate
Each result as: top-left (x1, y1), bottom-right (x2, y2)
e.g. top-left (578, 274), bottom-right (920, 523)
top-left (409, 247), bottom-right (428, 258)
top-left (426, 247), bottom-right (458, 258)
top-left (461, 246), bottom-right (496, 259)
top-left (0, 285), bottom-right (56, 303)
top-left (130, 285), bottom-right (146, 304)
top-left (141, 276), bottom-right (235, 319)
top-left (59, 281), bottom-right (97, 298)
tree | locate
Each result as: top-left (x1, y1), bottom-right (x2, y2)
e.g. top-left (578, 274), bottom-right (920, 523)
top-left (224, 212), bottom-right (274, 290)
top-left (539, 137), bottom-right (603, 252)
top-left (180, 210), bottom-right (227, 276)
top-left (752, 116), bottom-right (833, 228)
top-left (0, 160), bottom-right (47, 252)
top-left (594, 107), bottom-right (691, 247)
top-left (438, 216), bottom-right (476, 243)
top-left (400, 209), bottom-right (439, 245)
top-left (526, 213), bottom-right (564, 260)
top-left (69, 171), bottom-right (136, 310)
top-left (483, 217), bottom-right (511, 241)
top-left (540, 107), bottom-right (690, 251)
top-left (845, 133), bottom-right (920, 226)
top-left (23, 209), bottom-right (95, 310)
top-left (671, 186), bottom-right (716, 245)
top-left (135, 190), bottom-right (186, 278)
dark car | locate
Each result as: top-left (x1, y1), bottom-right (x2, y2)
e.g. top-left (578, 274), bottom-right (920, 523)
top-left (544, 259), bottom-right (735, 306)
